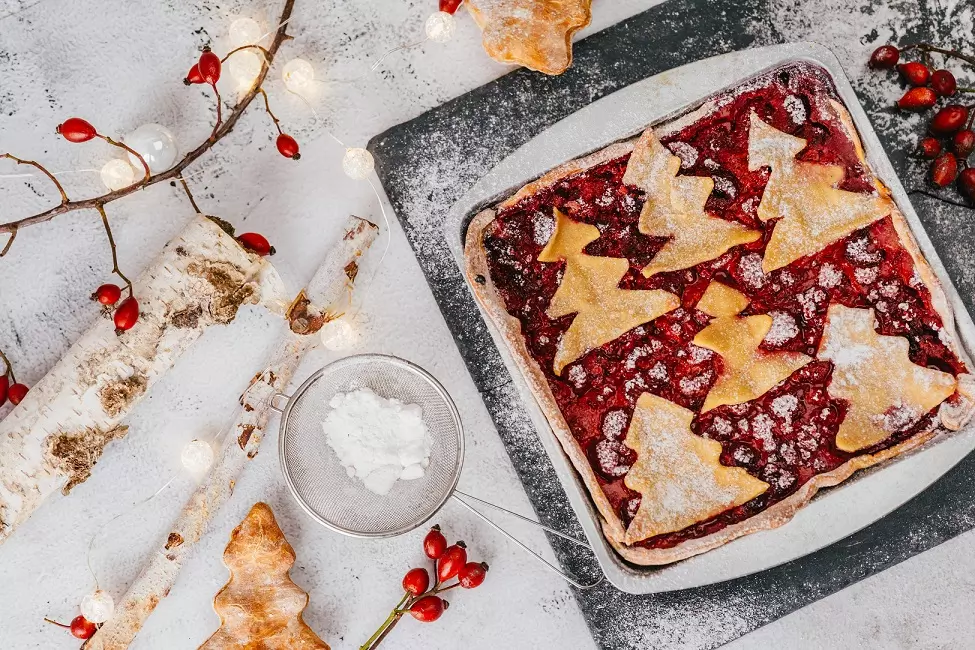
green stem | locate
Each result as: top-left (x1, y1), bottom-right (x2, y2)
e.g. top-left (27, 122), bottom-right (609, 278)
top-left (360, 592), bottom-right (410, 650)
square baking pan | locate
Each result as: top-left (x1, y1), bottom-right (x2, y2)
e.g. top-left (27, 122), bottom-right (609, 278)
top-left (443, 42), bottom-right (975, 594)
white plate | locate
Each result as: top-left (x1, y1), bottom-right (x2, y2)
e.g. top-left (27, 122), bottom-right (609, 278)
top-left (443, 43), bottom-right (975, 594)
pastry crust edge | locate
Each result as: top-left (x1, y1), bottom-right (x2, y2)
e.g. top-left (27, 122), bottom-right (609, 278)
top-left (462, 103), bottom-right (975, 567)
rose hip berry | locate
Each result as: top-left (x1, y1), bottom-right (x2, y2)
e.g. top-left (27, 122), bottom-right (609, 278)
top-left (954, 130), bottom-right (975, 159)
top-left (113, 296), bottom-right (139, 334)
top-left (931, 69), bottom-right (957, 97)
top-left (458, 561), bottom-right (489, 589)
top-left (70, 616), bottom-right (97, 640)
top-left (930, 105), bottom-right (969, 135)
top-left (897, 87), bottom-right (937, 111)
top-left (402, 567), bottom-right (430, 596)
top-left (931, 152), bottom-right (959, 187)
top-left (92, 283), bottom-right (122, 306)
top-left (959, 168), bottom-right (975, 202)
top-left (868, 45), bottom-right (899, 69)
top-left (276, 133), bottom-right (301, 160)
top-left (184, 64), bottom-right (205, 85)
top-left (237, 232), bottom-right (274, 256)
top-left (423, 525), bottom-right (448, 560)
top-left (8, 382), bottom-right (28, 405)
top-left (409, 595), bottom-right (447, 623)
top-left (898, 61), bottom-right (931, 86)
top-left (0, 375), bottom-right (8, 406)
top-left (56, 118), bottom-right (97, 143)
top-left (198, 47), bottom-right (221, 84)
top-left (437, 542), bottom-right (468, 581)
top-left (440, 0), bottom-right (463, 13)
top-left (916, 137), bottom-right (942, 159)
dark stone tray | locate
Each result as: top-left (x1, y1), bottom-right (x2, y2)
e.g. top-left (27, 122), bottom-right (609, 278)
top-left (368, 1), bottom-right (973, 647)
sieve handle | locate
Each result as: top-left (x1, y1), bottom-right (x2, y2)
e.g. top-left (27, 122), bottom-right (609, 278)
top-left (451, 491), bottom-right (603, 590)
top-left (269, 392), bottom-right (291, 413)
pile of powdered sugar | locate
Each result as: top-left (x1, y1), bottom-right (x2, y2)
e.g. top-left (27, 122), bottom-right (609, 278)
top-left (323, 387), bottom-right (432, 496)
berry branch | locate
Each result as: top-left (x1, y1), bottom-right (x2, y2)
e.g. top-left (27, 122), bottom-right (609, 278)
top-left (361, 525), bottom-right (489, 650)
top-left (0, 0), bottom-right (297, 241)
top-left (869, 42), bottom-right (975, 203)
top-left (0, 347), bottom-right (28, 407)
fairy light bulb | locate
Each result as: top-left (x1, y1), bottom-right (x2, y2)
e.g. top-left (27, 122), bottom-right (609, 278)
top-left (229, 17), bottom-right (262, 47)
top-left (124, 123), bottom-right (178, 174)
top-left (342, 148), bottom-right (374, 180)
top-left (181, 439), bottom-right (215, 474)
top-left (425, 11), bottom-right (456, 43)
top-left (228, 50), bottom-right (263, 87)
top-left (100, 159), bottom-right (136, 191)
top-left (282, 58), bottom-right (315, 93)
top-left (80, 590), bottom-right (115, 624)
top-left (320, 318), bottom-right (359, 350)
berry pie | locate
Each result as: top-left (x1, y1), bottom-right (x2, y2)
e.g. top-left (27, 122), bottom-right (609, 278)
top-left (464, 61), bottom-right (975, 564)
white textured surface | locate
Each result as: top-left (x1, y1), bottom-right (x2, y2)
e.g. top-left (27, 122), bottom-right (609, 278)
top-left (1, 0), bottom-right (973, 649)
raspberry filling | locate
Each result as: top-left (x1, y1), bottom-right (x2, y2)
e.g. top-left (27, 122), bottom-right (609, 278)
top-left (481, 62), bottom-right (964, 551)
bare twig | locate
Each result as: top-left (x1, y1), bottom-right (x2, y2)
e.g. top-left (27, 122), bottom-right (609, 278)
top-left (177, 176), bottom-right (202, 214)
top-left (209, 82), bottom-right (223, 141)
top-left (0, 228), bottom-right (16, 257)
top-left (0, 0), bottom-right (296, 237)
top-left (97, 135), bottom-right (150, 185)
top-left (96, 205), bottom-right (133, 295)
top-left (903, 43), bottom-right (975, 68)
top-left (221, 44), bottom-right (272, 62)
top-left (0, 347), bottom-right (15, 383)
top-left (0, 153), bottom-right (69, 203)
top-left (258, 88), bottom-right (283, 134)
top-left (908, 188), bottom-right (975, 210)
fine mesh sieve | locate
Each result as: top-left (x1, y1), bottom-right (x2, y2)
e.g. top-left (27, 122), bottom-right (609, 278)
top-left (278, 354), bottom-right (463, 538)
top-left (276, 353), bottom-right (601, 588)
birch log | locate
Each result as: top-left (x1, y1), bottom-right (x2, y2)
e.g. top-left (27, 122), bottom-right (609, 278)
top-left (0, 216), bottom-right (287, 544)
top-left (85, 216), bottom-right (378, 650)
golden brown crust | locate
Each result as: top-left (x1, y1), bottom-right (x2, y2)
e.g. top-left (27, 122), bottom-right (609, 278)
top-left (464, 105), bottom-right (973, 566)
top-left (466, 0), bottom-right (593, 76)
top-left (200, 503), bottom-right (330, 650)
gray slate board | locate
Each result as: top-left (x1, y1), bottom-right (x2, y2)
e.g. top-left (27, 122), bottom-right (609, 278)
top-left (368, 1), bottom-right (974, 647)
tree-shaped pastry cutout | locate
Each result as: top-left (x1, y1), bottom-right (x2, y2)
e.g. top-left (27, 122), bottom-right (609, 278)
top-left (748, 113), bottom-right (895, 273)
top-left (622, 392), bottom-right (768, 543)
top-left (200, 503), bottom-right (330, 650)
top-left (622, 127), bottom-right (761, 277)
top-left (818, 304), bottom-right (956, 452)
top-left (693, 281), bottom-right (811, 412)
top-left (540, 208), bottom-right (679, 375)
top-left (466, 0), bottom-right (592, 75)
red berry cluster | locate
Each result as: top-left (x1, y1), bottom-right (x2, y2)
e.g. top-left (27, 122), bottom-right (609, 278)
top-left (363, 525), bottom-right (488, 648)
top-left (0, 350), bottom-right (28, 407)
top-left (44, 614), bottom-right (97, 640)
top-left (869, 44), bottom-right (975, 201)
top-left (439, 0), bottom-right (463, 13)
top-left (185, 47), bottom-right (301, 160)
top-left (91, 284), bottom-right (139, 335)
top-left (403, 525), bottom-right (487, 622)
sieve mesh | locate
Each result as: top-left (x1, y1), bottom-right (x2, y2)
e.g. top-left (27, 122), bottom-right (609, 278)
top-left (278, 354), bottom-right (464, 537)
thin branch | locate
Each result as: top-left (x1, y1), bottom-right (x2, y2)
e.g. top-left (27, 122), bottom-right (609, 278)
top-left (0, 0), bottom-right (296, 237)
top-left (908, 188), bottom-right (975, 210)
top-left (0, 227), bottom-right (15, 257)
top-left (97, 135), bottom-right (150, 185)
top-left (258, 88), bottom-right (283, 134)
top-left (209, 82), bottom-right (223, 141)
top-left (0, 153), bottom-right (69, 203)
top-left (221, 44), bottom-right (272, 62)
top-left (903, 43), bottom-right (975, 68)
top-left (0, 347), bottom-right (15, 383)
top-left (177, 176), bottom-right (202, 214)
top-left (96, 205), bottom-right (133, 295)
